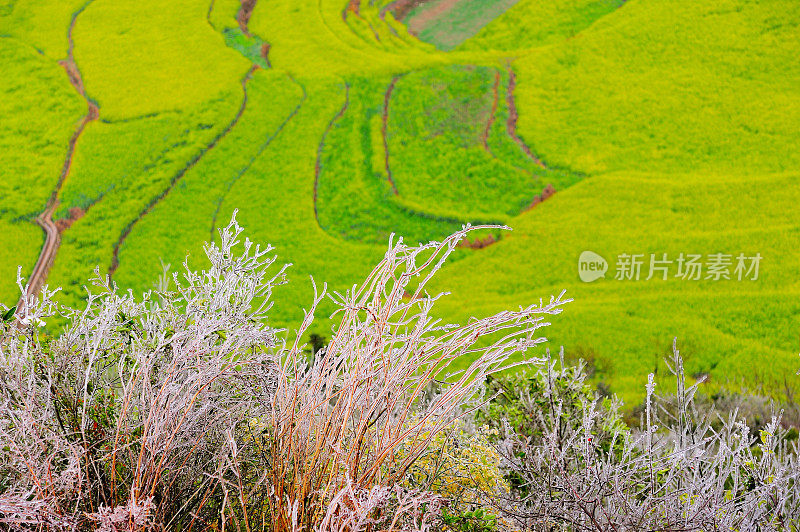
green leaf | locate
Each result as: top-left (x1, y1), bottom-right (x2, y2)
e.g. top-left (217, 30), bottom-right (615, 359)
top-left (2, 305), bottom-right (16, 322)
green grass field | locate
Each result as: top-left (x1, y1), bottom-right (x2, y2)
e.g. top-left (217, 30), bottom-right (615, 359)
top-left (2, 0), bottom-right (798, 403)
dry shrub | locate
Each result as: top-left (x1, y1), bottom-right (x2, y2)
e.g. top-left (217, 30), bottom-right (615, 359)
top-left (241, 224), bottom-right (568, 530)
top-left (0, 212), bottom-right (287, 530)
top-left (0, 216), bottom-right (568, 531)
top-left (3, 213), bottom-right (799, 532)
top-left (490, 343), bottom-right (800, 531)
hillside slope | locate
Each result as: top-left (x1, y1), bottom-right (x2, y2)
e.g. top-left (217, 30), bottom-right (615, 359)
top-left (1, 0), bottom-right (798, 402)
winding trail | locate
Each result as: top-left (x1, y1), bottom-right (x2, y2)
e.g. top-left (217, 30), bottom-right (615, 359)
top-left (23, 0), bottom-right (98, 302)
top-left (506, 69), bottom-right (546, 169)
top-left (108, 65), bottom-right (259, 277)
top-left (313, 83), bottom-right (351, 226)
top-left (480, 68), bottom-right (538, 181)
top-left (481, 70), bottom-right (500, 152)
top-left (381, 76), bottom-right (401, 194)
top-left (210, 74), bottom-right (308, 239)
top-left (523, 183), bottom-right (556, 212)
top-left (237, 0), bottom-right (258, 36)
top-left (209, 0), bottom-right (271, 66)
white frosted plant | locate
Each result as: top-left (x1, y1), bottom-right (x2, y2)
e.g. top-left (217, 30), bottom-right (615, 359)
top-left (0, 215), bottom-right (570, 531)
top-left (0, 212), bottom-right (287, 530)
top-left (492, 342), bottom-right (800, 530)
top-left (240, 225), bottom-right (569, 531)
top-left (2, 212), bottom-right (798, 532)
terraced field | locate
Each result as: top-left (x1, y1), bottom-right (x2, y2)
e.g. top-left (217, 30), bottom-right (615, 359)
top-left (2, 0), bottom-right (798, 402)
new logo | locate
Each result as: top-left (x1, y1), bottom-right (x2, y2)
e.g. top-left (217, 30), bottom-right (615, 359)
top-left (578, 251), bottom-right (608, 283)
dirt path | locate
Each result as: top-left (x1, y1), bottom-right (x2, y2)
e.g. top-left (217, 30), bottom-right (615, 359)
top-left (523, 183), bottom-right (556, 211)
top-left (382, 76), bottom-right (401, 195)
top-left (481, 70), bottom-right (500, 152)
top-left (209, 0), bottom-right (270, 65)
top-left (23, 1), bottom-right (98, 303)
top-left (210, 74), bottom-right (307, 239)
top-left (456, 233), bottom-right (497, 249)
top-left (108, 65), bottom-right (259, 278)
top-left (237, 0), bottom-right (258, 35)
top-left (506, 69), bottom-right (546, 169)
top-left (313, 83), bottom-right (351, 225)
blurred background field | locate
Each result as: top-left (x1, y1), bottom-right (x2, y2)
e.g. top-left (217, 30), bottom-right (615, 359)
top-left (1, 0), bottom-right (798, 403)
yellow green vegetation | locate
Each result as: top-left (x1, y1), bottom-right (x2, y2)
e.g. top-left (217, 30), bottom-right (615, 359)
top-left (2, 0), bottom-right (799, 403)
top-left (397, 420), bottom-right (509, 502)
top-left (458, 0), bottom-right (624, 50)
top-left (0, 0), bottom-right (86, 58)
top-left (0, 36), bottom-right (84, 303)
top-left (511, 0), bottom-right (800, 175)
top-left (431, 170), bottom-right (800, 396)
top-left (72, 0), bottom-right (250, 118)
top-left (429, 0), bottom-right (800, 399)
